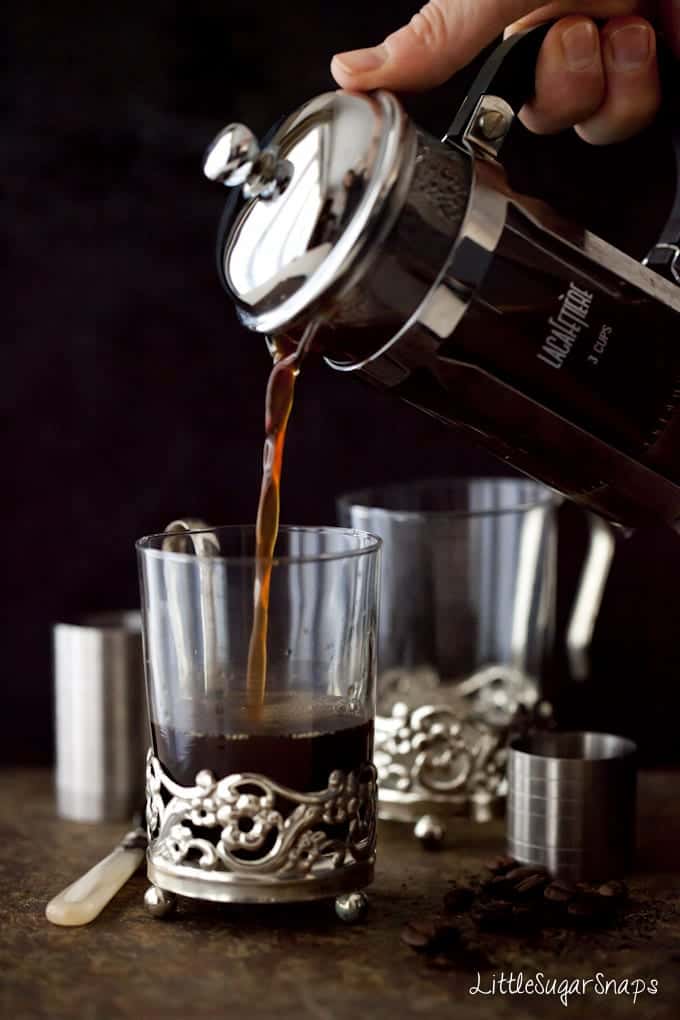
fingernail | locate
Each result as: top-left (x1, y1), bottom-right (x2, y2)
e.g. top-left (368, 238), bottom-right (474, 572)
top-left (333, 45), bottom-right (387, 75)
top-left (561, 22), bottom-right (598, 71)
top-left (608, 24), bottom-right (651, 70)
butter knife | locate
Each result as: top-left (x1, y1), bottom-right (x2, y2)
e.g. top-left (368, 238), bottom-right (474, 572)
top-left (46, 826), bottom-right (147, 927)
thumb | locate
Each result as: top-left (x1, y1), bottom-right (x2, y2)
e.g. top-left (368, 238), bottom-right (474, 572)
top-left (331, 0), bottom-right (548, 91)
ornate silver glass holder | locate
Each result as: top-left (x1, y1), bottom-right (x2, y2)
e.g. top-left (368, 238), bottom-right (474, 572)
top-left (144, 750), bottom-right (377, 922)
top-left (374, 666), bottom-right (548, 847)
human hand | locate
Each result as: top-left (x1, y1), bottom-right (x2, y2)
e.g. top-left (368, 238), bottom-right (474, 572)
top-left (331, 2), bottom-right (680, 144)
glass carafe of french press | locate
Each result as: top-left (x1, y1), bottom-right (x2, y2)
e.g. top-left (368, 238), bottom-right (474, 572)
top-left (203, 24), bottom-right (680, 529)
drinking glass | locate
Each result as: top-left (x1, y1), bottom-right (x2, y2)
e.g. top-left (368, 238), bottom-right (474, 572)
top-left (136, 524), bottom-right (381, 911)
top-left (338, 479), bottom-right (615, 835)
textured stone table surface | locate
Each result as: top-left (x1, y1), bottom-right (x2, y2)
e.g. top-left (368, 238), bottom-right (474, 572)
top-left (2, 768), bottom-right (680, 1020)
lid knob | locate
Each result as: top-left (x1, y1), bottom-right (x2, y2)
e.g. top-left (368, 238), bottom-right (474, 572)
top-left (203, 123), bottom-right (292, 201)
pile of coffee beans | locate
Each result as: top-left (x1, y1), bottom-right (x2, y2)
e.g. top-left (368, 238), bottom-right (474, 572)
top-left (400, 855), bottom-right (629, 970)
top-left (473, 855), bottom-right (628, 931)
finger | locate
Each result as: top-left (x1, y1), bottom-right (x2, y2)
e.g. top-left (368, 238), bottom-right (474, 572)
top-left (506, 1), bottom-right (652, 37)
top-left (331, 0), bottom-right (551, 92)
top-left (576, 17), bottom-right (660, 144)
top-left (520, 17), bottom-right (605, 134)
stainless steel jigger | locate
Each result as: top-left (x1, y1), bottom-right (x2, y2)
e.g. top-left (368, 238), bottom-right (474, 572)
top-left (507, 732), bottom-right (637, 881)
top-left (54, 611), bottom-right (147, 822)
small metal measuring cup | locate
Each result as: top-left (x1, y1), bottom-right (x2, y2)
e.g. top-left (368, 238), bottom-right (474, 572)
top-left (507, 731), bottom-right (637, 880)
top-left (53, 611), bottom-right (147, 822)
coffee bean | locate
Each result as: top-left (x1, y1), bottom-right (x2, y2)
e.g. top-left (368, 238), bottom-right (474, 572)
top-left (485, 865), bottom-right (549, 901)
top-left (401, 917), bottom-right (460, 954)
top-left (515, 873), bottom-right (549, 897)
top-left (477, 898), bottom-right (542, 934)
top-left (476, 900), bottom-right (514, 932)
top-left (505, 865), bottom-right (549, 883)
top-left (473, 895), bottom-right (512, 915)
top-left (544, 880), bottom-right (576, 904)
top-left (444, 885), bottom-right (476, 914)
top-left (597, 880), bottom-right (627, 901)
top-left (401, 920), bottom-right (436, 950)
top-left (484, 855), bottom-right (517, 875)
top-left (484, 875), bottom-right (513, 898)
top-left (567, 894), bottom-right (607, 926)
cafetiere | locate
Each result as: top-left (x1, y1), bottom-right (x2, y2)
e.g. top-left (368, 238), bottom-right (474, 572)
top-left (204, 23), bottom-right (680, 529)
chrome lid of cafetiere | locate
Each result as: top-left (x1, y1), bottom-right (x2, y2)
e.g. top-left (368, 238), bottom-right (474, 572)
top-left (204, 90), bottom-right (418, 335)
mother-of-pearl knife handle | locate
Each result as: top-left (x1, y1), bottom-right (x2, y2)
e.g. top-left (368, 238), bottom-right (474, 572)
top-left (45, 828), bottom-right (147, 927)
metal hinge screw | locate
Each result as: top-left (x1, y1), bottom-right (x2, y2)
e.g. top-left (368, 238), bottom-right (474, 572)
top-left (476, 109), bottom-right (509, 142)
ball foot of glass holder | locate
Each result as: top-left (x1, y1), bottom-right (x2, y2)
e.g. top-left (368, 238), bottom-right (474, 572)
top-left (413, 814), bottom-right (446, 849)
top-left (144, 884), bottom-right (177, 919)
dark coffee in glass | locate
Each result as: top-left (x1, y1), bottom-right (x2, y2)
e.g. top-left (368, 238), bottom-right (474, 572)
top-left (151, 692), bottom-right (374, 791)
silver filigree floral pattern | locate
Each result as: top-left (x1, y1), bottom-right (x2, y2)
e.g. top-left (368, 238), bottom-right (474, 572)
top-left (145, 750), bottom-right (377, 881)
top-left (374, 702), bottom-right (508, 804)
top-left (374, 665), bottom-right (552, 819)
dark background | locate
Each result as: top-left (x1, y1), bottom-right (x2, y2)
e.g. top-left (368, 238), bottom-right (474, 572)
top-left (5, 1), bottom-right (680, 766)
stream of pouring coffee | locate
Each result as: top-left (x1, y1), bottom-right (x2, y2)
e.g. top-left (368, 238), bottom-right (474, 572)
top-left (246, 322), bottom-right (319, 717)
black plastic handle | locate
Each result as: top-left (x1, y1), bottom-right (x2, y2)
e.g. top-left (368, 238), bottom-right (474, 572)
top-left (445, 22), bottom-right (680, 285)
top-left (445, 23), bottom-right (550, 142)
top-left (648, 43), bottom-right (680, 281)
top-left (446, 21), bottom-right (677, 146)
